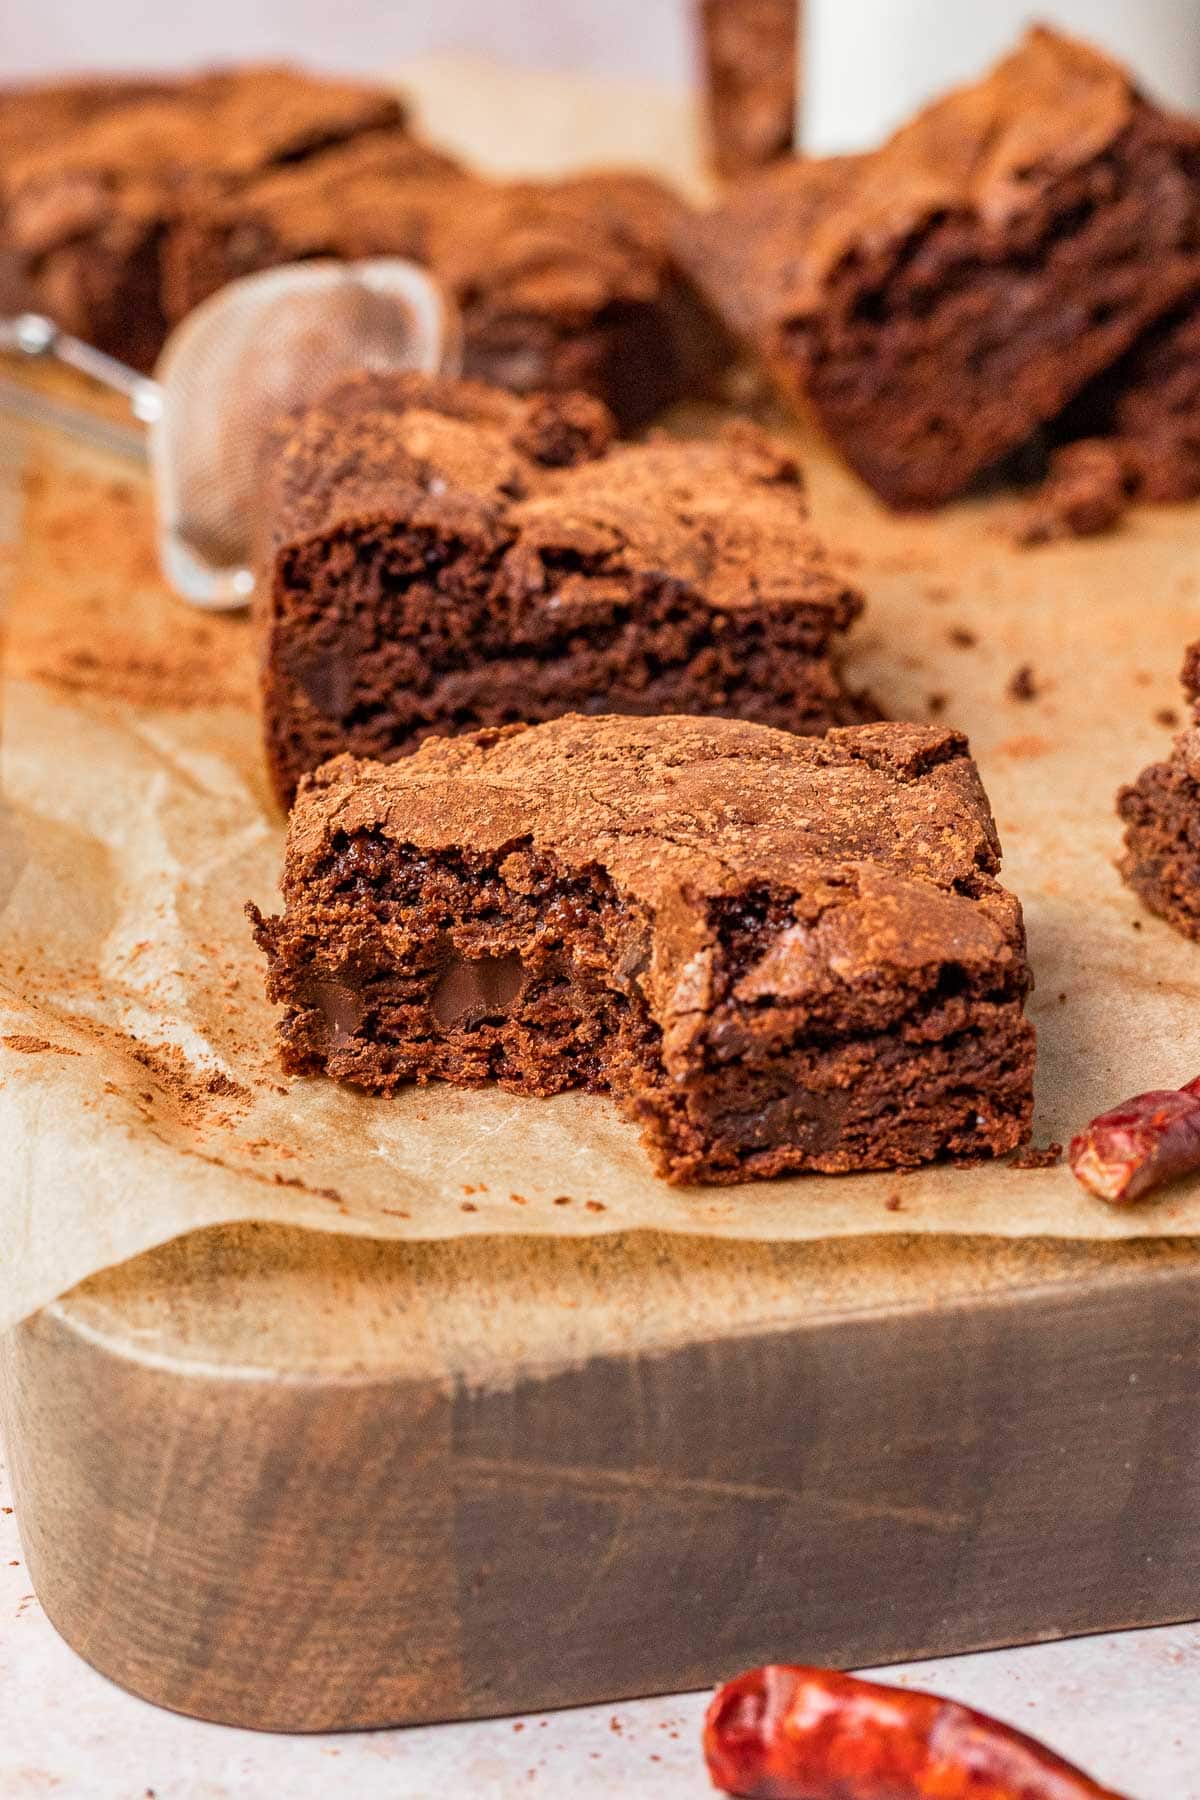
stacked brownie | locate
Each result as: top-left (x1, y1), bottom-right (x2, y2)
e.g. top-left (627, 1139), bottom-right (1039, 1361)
top-left (696, 0), bottom-right (799, 178)
top-left (252, 716), bottom-right (1035, 1184)
top-left (0, 65), bottom-right (722, 428)
top-left (256, 370), bottom-right (866, 805)
top-left (681, 26), bottom-right (1200, 508)
top-left (1120, 648), bottom-right (1200, 938)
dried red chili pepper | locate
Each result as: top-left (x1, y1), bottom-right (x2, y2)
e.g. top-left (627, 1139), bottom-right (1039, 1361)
top-left (1069, 1075), bottom-right (1200, 1203)
top-left (704, 1665), bottom-right (1128, 1800)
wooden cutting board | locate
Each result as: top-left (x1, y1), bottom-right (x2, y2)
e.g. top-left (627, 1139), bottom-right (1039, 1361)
top-left (4, 1228), bottom-right (1200, 1730)
top-left (4, 58), bottom-right (1200, 1733)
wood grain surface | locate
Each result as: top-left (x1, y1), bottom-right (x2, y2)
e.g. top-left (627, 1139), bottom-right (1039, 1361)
top-left (4, 1227), bottom-right (1200, 1729)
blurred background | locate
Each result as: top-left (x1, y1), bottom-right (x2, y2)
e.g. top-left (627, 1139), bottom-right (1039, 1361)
top-left (2, 1), bottom-right (1199, 150)
top-left (0, 3), bottom-right (693, 84)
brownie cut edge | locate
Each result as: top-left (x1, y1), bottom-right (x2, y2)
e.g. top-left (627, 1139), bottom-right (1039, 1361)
top-left (251, 714), bottom-right (1036, 1186)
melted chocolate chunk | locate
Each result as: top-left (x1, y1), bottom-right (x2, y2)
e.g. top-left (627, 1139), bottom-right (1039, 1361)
top-left (431, 950), bottom-right (526, 1029)
top-left (301, 974), bottom-right (366, 1047)
top-left (720, 1086), bottom-right (851, 1152)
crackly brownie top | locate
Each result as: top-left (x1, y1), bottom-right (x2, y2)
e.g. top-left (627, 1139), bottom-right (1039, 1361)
top-left (166, 131), bottom-right (464, 258)
top-left (261, 371), bottom-right (614, 551)
top-left (170, 159), bottom-right (690, 331)
top-left (1, 64), bottom-right (411, 250)
top-left (685, 25), bottom-right (1200, 334)
top-left (262, 371), bottom-right (859, 628)
top-left (502, 427), bottom-right (860, 625)
top-left (288, 717), bottom-right (1026, 1044)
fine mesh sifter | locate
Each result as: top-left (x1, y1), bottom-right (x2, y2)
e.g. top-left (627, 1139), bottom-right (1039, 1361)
top-left (0, 258), bottom-right (460, 609)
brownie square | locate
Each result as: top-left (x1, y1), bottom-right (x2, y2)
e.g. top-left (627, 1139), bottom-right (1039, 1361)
top-left (681, 27), bottom-right (1200, 507)
top-left (697, 0), bottom-right (799, 178)
top-left (0, 65), bottom-right (423, 369)
top-left (256, 371), bottom-right (866, 807)
top-left (251, 716), bottom-right (1035, 1185)
top-left (165, 165), bottom-right (725, 430)
top-left (1120, 644), bottom-right (1200, 937)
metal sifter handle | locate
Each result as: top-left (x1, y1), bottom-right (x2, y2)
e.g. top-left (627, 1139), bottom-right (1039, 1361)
top-left (0, 313), bottom-right (163, 423)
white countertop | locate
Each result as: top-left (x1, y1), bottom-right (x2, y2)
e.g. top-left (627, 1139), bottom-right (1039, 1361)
top-left (2, 1443), bottom-right (1197, 1798)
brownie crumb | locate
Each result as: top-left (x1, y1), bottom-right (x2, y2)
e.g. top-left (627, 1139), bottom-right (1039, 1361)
top-left (1155, 707), bottom-right (1180, 729)
top-left (947, 626), bottom-right (977, 649)
top-left (1009, 1142), bottom-right (1064, 1169)
top-left (1012, 439), bottom-right (1130, 545)
top-left (1007, 664), bottom-right (1039, 702)
top-left (926, 692), bottom-right (948, 716)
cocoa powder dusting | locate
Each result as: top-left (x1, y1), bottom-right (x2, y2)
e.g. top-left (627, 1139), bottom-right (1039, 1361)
top-left (10, 460), bottom-right (256, 712)
top-left (127, 1042), bottom-right (251, 1121)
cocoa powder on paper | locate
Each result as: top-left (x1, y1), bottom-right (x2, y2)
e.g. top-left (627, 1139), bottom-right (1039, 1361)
top-left (9, 460), bottom-right (256, 713)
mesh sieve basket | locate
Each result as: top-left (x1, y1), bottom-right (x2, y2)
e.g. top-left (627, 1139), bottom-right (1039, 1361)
top-left (0, 258), bottom-right (459, 608)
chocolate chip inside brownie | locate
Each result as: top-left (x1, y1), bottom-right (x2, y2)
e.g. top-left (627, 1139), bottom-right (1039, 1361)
top-left (251, 715), bottom-right (1036, 1186)
top-left (680, 26), bottom-right (1200, 508)
top-left (257, 371), bottom-right (867, 806)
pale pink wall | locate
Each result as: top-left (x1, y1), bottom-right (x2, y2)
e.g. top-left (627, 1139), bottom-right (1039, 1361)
top-left (0, 1), bottom-right (693, 85)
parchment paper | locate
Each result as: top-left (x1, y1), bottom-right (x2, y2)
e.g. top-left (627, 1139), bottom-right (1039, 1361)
top-left (4, 64), bottom-right (1200, 1334)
